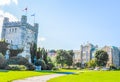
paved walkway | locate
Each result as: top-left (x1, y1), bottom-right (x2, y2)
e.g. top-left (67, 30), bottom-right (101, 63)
top-left (13, 74), bottom-right (66, 82)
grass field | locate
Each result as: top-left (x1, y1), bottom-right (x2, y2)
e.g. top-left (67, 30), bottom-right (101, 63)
top-left (0, 69), bottom-right (79, 82)
top-left (48, 71), bottom-right (120, 82)
top-left (0, 70), bottom-right (55, 82)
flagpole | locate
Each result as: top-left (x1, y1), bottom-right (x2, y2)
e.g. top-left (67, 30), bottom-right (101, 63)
top-left (31, 14), bottom-right (36, 24)
top-left (34, 15), bottom-right (35, 23)
top-left (24, 7), bottom-right (28, 16)
top-left (26, 10), bottom-right (27, 16)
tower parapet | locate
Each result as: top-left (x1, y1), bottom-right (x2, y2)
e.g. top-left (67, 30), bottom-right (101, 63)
top-left (21, 15), bottom-right (27, 25)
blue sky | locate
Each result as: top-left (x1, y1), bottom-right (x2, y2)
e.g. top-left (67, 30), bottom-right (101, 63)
top-left (0, 0), bottom-right (120, 50)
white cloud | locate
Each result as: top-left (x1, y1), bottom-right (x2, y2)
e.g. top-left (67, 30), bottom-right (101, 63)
top-left (38, 37), bottom-right (46, 42)
top-left (12, 0), bottom-right (18, 5)
top-left (0, 0), bottom-right (18, 6)
top-left (0, 9), bottom-right (18, 39)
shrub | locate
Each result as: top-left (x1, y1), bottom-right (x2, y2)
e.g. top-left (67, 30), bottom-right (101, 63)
top-left (5, 65), bottom-right (11, 70)
top-left (9, 49), bottom-right (23, 57)
top-left (0, 53), bottom-right (7, 69)
top-left (75, 62), bottom-right (81, 68)
top-left (52, 67), bottom-right (59, 70)
top-left (8, 65), bottom-right (27, 71)
top-left (25, 63), bottom-right (35, 70)
top-left (110, 64), bottom-right (117, 70)
top-left (87, 59), bottom-right (97, 68)
top-left (35, 59), bottom-right (47, 70)
top-left (46, 62), bottom-right (55, 70)
top-left (7, 56), bottom-right (35, 70)
top-left (7, 56), bottom-right (28, 65)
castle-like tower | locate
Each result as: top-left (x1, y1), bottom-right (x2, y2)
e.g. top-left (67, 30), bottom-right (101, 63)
top-left (1, 15), bottom-right (39, 63)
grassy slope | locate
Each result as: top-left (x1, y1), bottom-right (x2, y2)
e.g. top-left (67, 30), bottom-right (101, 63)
top-left (0, 70), bottom-right (54, 82)
top-left (48, 71), bottom-right (120, 82)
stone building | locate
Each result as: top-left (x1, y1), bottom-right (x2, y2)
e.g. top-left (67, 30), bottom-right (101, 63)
top-left (73, 50), bottom-right (81, 64)
top-left (48, 50), bottom-right (57, 62)
top-left (80, 43), bottom-right (98, 66)
top-left (73, 43), bottom-right (98, 66)
top-left (1, 15), bottom-right (39, 63)
top-left (73, 43), bottom-right (120, 67)
top-left (102, 46), bottom-right (120, 67)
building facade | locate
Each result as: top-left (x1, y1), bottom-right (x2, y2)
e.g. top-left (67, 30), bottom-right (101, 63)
top-left (73, 43), bottom-right (120, 67)
top-left (1, 15), bottom-right (39, 63)
top-left (80, 43), bottom-right (98, 66)
top-left (102, 46), bottom-right (120, 67)
top-left (73, 50), bottom-right (81, 64)
top-left (73, 43), bottom-right (98, 67)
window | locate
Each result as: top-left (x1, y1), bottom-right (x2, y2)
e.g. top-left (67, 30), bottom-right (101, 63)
top-left (9, 29), bottom-right (11, 33)
top-left (12, 28), bottom-right (14, 32)
top-left (15, 28), bottom-right (17, 32)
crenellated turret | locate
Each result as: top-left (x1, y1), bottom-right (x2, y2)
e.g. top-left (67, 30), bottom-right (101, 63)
top-left (21, 15), bottom-right (27, 25)
top-left (1, 15), bottom-right (39, 63)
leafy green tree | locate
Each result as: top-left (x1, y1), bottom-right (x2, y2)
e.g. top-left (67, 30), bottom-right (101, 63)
top-left (56, 50), bottom-right (66, 68)
top-left (56, 50), bottom-right (74, 68)
top-left (95, 50), bottom-right (108, 66)
top-left (87, 59), bottom-right (97, 68)
top-left (65, 50), bottom-right (74, 67)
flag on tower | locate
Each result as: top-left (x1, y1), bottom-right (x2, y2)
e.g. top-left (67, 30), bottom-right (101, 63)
top-left (25, 7), bottom-right (27, 10)
top-left (22, 7), bottom-right (28, 16)
top-left (24, 7), bottom-right (27, 11)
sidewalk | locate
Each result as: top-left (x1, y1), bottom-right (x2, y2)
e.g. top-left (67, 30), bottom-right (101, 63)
top-left (13, 74), bottom-right (65, 82)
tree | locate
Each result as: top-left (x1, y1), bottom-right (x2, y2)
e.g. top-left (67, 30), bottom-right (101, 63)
top-left (75, 62), bottom-right (81, 68)
top-left (56, 50), bottom-right (74, 68)
top-left (30, 43), bottom-right (37, 63)
top-left (56, 50), bottom-right (67, 68)
top-left (37, 47), bottom-right (42, 59)
top-left (0, 53), bottom-right (7, 69)
top-left (42, 49), bottom-right (48, 64)
top-left (87, 59), bottom-right (97, 68)
top-left (65, 50), bottom-right (74, 67)
top-left (36, 47), bottom-right (55, 70)
top-left (0, 41), bottom-right (9, 55)
top-left (95, 50), bottom-right (108, 66)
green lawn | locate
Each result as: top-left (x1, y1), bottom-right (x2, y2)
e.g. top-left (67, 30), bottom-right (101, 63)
top-left (48, 71), bottom-right (120, 82)
top-left (0, 69), bottom-right (79, 82)
top-left (0, 70), bottom-right (55, 82)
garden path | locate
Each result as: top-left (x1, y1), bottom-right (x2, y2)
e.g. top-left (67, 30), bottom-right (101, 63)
top-left (13, 74), bottom-right (66, 82)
